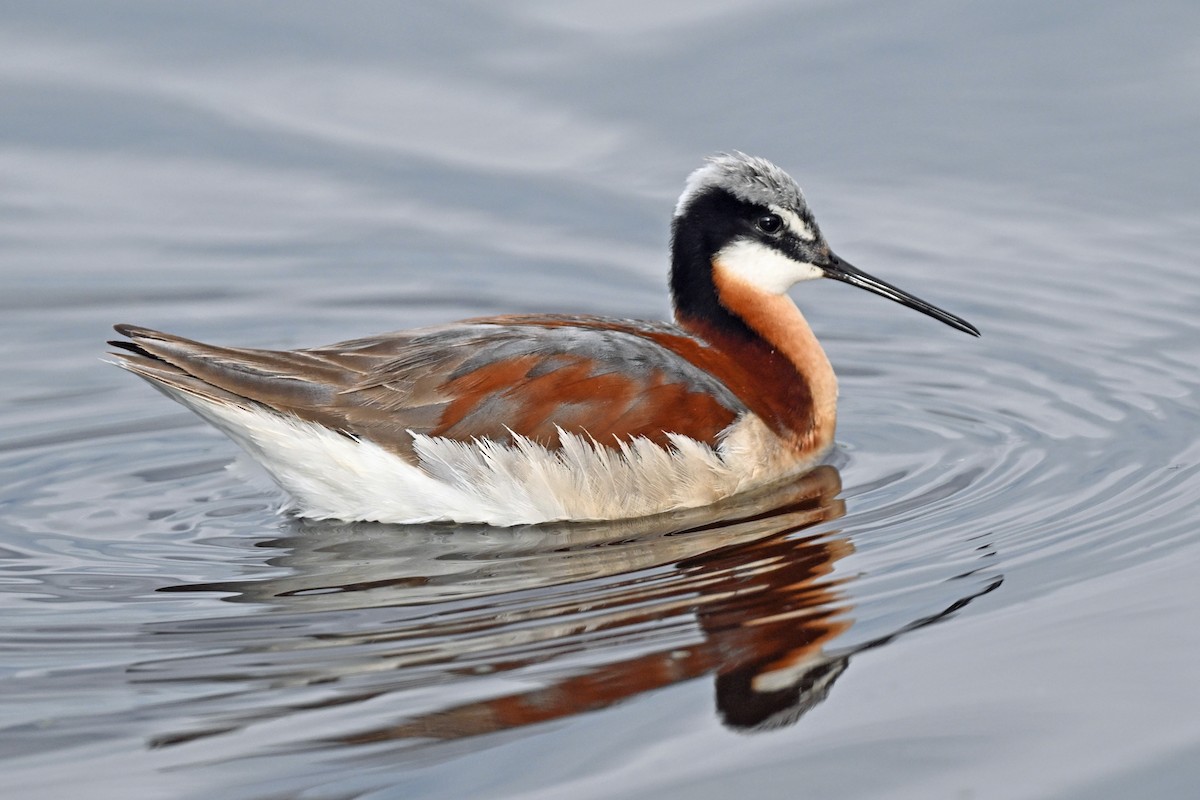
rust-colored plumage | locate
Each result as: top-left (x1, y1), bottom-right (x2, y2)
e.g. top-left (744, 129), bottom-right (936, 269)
top-left (109, 153), bottom-right (977, 524)
top-left (113, 315), bottom-right (749, 460)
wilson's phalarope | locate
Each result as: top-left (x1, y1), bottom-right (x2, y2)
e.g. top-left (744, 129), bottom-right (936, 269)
top-left (110, 153), bottom-right (978, 526)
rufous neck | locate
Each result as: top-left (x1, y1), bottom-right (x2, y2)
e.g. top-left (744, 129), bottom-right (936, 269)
top-left (704, 263), bottom-right (838, 452)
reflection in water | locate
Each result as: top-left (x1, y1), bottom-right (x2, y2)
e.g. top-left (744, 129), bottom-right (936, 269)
top-left (0, 1), bottom-right (1194, 795)
top-left (146, 466), bottom-right (998, 756)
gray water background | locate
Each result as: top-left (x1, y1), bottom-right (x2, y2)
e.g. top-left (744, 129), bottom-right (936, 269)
top-left (1, 2), bottom-right (1199, 798)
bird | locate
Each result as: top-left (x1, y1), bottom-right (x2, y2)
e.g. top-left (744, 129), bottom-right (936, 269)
top-left (109, 152), bottom-right (979, 526)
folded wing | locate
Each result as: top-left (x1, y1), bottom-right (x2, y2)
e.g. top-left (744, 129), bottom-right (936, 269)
top-left (110, 316), bottom-right (748, 460)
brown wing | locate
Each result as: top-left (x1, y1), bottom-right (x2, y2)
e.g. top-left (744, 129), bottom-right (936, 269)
top-left (110, 316), bottom-right (747, 460)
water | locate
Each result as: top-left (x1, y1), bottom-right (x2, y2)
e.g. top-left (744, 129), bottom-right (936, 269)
top-left (2, 3), bottom-right (1199, 798)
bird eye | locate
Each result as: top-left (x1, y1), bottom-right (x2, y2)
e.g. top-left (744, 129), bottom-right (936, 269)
top-left (756, 213), bottom-right (783, 235)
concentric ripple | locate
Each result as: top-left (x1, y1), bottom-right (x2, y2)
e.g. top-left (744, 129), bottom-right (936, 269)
top-left (2, 207), bottom-right (1197, 797)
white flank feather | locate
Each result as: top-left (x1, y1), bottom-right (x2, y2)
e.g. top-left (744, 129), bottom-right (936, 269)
top-left (169, 394), bottom-right (820, 526)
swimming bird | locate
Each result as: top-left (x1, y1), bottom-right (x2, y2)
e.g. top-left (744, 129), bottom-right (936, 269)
top-left (110, 153), bottom-right (978, 526)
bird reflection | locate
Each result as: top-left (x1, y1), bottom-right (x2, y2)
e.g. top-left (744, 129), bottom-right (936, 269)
top-left (147, 465), bottom-right (996, 752)
top-left (333, 469), bottom-right (852, 743)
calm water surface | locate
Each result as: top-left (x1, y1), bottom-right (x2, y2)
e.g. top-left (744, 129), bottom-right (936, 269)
top-left (2, 3), bottom-right (1199, 799)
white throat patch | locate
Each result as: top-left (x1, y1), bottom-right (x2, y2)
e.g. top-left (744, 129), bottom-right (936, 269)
top-left (713, 238), bottom-right (823, 294)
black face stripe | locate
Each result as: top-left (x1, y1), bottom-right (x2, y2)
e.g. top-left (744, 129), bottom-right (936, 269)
top-left (671, 189), bottom-right (762, 337)
top-left (670, 188), bottom-right (827, 331)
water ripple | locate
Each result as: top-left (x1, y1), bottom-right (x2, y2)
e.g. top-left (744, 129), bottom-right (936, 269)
top-left (1, 193), bottom-right (1197, 794)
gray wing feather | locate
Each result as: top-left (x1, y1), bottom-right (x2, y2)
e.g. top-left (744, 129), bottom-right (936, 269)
top-left (110, 316), bottom-right (747, 458)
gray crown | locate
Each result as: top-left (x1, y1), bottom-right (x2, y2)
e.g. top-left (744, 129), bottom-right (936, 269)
top-left (674, 152), bottom-right (809, 218)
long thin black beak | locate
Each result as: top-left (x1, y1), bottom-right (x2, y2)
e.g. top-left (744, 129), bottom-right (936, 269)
top-left (821, 252), bottom-right (980, 336)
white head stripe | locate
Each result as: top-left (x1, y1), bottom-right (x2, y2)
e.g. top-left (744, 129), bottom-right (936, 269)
top-left (772, 205), bottom-right (816, 242)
